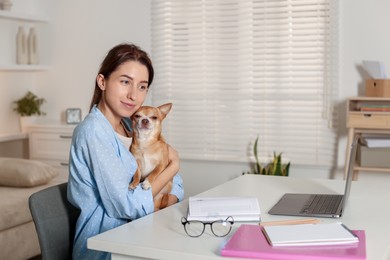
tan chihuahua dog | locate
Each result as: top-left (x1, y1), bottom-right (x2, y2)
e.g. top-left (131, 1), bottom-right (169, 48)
top-left (129, 103), bottom-right (173, 211)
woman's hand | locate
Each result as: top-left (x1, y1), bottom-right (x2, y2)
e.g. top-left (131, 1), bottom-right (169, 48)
top-left (153, 194), bottom-right (179, 209)
top-left (167, 145), bottom-right (180, 174)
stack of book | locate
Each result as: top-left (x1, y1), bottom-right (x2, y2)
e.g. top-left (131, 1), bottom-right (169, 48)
top-left (221, 223), bottom-right (366, 259)
top-left (361, 134), bottom-right (390, 148)
top-left (262, 223), bottom-right (358, 246)
top-left (187, 196), bottom-right (261, 222)
top-left (359, 102), bottom-right (390, 112)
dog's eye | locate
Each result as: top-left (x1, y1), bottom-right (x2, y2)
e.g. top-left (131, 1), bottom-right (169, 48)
top-left (151, 116), bottom-right (158, 120)
top-left (134, 114), bottom-right (141, 119)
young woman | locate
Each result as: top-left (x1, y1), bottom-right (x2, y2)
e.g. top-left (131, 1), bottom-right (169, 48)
top-left (67, 43), bottom-right (184, 260)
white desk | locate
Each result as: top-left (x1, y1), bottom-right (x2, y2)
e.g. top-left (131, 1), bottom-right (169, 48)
top-left (88, 174), bottom-right (390, 260)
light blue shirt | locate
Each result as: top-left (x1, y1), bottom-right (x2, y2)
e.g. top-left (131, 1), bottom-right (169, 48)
top-left (67, 106), bottom-right (184, 260)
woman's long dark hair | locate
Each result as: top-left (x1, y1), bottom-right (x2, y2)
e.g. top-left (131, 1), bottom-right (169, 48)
top-left (89, 43), bottom-right (154, 111)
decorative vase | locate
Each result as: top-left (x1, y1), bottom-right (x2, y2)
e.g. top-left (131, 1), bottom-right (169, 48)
top-left (28, 27), bottom-right (38, 64)
top-left (1, 0), bottom-right (12, 10)
top-left (16, 26), bottom-right (28, 64)
top-left (19, 116), bottom-right (37, 133)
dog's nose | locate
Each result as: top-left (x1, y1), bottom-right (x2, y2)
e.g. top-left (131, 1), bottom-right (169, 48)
top-left (141, 119), bottom-right (149, 126)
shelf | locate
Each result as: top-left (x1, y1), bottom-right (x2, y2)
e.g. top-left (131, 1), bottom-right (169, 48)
top-left (346, 97), bottom-right (390, 180)
top-left (354, 166), bottom-right (390, 173)
top-left (0, 132), bottom-right (28, 142)
top-left (347, 97), bottom-right (390, 130)
top-left (0, 64), bottom-right (50, 71)
top-left (349, 96), bottom-right (390, 101)
top-left (349, 111), bottom-right (390, 115)
top-left (0, 10), bottom-right (49, 22)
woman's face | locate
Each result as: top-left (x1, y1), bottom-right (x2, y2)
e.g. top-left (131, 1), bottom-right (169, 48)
top-left (97, 60), bottom-right (149, 124)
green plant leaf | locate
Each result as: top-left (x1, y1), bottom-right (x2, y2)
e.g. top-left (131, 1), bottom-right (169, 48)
top-left (283, 162), bottom-right (291, 176)
top-left (13, 91), bottom-right (46, 116)
top-left (273, 152), bottom-right (283, 176)
top-left (244, 136), bottom-right (291, 177)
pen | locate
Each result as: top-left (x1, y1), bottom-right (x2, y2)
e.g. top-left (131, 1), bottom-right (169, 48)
top-left (259, 218), bottom-right (320, 226)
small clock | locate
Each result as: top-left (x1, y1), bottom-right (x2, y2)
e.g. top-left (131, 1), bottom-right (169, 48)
top-left (66, 108), bottom-right (82, 124)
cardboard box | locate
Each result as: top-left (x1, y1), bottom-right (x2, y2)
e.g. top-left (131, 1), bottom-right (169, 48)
top-left (365, 79), bottom-right (390, 97)
top-left (358, 146), bottom-right (390, 168)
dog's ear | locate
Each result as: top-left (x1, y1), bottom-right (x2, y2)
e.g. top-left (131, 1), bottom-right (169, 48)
top-left (158, 103), bottom-right (172, 119)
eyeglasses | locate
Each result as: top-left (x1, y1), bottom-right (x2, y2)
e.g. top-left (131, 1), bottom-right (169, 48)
top-left (181, 216), bottom-right (234, 237)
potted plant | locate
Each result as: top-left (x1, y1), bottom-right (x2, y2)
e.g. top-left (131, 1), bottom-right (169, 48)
top-left (13, 91), bottom-right (46, 132)
top-left (243, 136), bottom-right (290, 176)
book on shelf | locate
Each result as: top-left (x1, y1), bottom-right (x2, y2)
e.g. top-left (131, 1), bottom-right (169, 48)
top-left (357, 102), bottom-right (390, 112)
top-left (187, 196), bottom-right (261, 222)
top-left (221, 224), bottom-right (366, 260)
top-left (361, 134), bottom-right (390, 148)
top-left (360, 107), bottom-right (390, 112)
top-left (262, 222), bottom-right (358, 246)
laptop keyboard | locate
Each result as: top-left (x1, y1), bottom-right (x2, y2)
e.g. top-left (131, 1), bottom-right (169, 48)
top-left (300, 194), bottom-right (343, 215)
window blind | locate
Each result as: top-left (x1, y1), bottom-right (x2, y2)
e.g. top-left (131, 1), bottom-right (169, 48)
top-left (150, 0), bottom-right (339, 167)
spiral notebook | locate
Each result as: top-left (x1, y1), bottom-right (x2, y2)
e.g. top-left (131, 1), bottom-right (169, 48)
top-left (221, 224), bottom-right (366, 260)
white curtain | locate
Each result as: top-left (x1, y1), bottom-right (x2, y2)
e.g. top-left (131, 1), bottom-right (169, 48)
top-left (151, 0), bottom-right (339, 167)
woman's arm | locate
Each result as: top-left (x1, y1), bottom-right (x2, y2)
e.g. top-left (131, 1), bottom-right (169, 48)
top-left (151, 145), bottom-right (180, 197)
top-left (69, 126), bottom-right (155, 220)
top-left (162, 194), bottom-right (179, 207)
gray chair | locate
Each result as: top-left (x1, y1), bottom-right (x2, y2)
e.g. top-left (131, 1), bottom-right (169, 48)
top-left (29, 182), bottom-right (80, 260)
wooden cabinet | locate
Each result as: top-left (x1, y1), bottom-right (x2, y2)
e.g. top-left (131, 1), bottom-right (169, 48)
top-left (345, 97), bottom-right (390, 180)
top-left (28, 124), bottom-right (75, 176)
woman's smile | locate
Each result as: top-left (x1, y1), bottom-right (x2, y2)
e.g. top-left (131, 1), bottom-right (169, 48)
top-left (121, 100), bottom-right (135, 109)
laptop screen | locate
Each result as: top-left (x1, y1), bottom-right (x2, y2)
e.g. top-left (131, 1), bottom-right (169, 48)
top-left (340, 134), bottom-right (360, 212)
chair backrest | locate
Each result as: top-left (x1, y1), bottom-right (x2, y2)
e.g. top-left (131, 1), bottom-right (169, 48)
top-left (29, 182), bottom-right (80, 260)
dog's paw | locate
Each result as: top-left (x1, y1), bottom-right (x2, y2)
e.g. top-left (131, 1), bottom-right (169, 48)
top-left (128, 183), bottom-right (137, 190)
top-left (141, 180), bottom-right (151, 190)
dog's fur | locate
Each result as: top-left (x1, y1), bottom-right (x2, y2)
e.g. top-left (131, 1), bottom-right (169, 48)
top-left (129, 103), bottom-right (173, 211)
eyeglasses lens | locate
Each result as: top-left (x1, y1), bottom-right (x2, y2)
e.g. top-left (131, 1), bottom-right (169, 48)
top-left (212, 220), bottom-right (232, 237)
top-left (184, 221), bottom-right (204, 237)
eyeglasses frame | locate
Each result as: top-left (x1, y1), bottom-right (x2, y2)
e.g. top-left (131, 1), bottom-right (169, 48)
top-left (181, 216), bottom-right (234, 237)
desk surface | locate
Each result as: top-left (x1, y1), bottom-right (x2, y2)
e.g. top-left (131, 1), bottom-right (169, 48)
top-left (88, 174), bottom-right (390, 260)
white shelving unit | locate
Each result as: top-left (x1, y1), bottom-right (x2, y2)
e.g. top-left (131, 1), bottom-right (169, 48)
top-left (0, 9), bottom-right (49, 22)
top-left (345, 96), bottom-right (390, 180)
top-left (0, 64), bottom-right (50, 71)
top-left (0, 9), bottom-right (50, 71)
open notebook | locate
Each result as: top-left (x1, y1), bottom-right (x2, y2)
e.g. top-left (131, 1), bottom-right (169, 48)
top-left (268, 135), bottom-right (359, 218)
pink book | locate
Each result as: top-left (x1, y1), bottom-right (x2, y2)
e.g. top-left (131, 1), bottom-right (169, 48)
top-left (221, 224), bottom-right (366, 260)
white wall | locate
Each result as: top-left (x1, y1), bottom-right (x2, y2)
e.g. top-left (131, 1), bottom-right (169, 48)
top-left (0, 0), bottom-right (152, 132)
top-left (37, 0), bottom-right (152, 123)
top-left (180, 0), bottom-right (390, 197)
top-left (1, 0), bottom-right (390, 197)
top-left (336, 0), bottom-right (390, 178)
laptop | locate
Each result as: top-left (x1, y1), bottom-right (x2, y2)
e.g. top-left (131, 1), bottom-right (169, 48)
top-left (268, 135), bottom-right (359, 218)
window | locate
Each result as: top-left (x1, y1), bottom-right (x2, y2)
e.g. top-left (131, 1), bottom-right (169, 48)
top-left (151, 0), bottom-right (339, 167)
